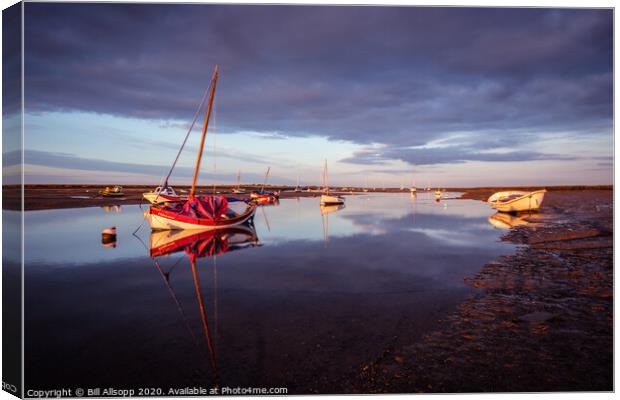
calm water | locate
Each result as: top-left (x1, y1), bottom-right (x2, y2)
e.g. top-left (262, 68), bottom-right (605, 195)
top-left (20, 192), bottom-right (513, 393)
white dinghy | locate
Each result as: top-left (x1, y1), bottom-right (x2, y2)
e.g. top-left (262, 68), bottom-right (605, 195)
top-left (487, 189), bottom-right (547, 213)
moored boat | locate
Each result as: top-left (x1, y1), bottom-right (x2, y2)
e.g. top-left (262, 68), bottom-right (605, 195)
top-left (487, 189), bottom-right (547, 213)
top-left (232, 170), bottom-right (246, 194)
top-left (250, 167), bottom-right (279, 203)
top-left (100, 185), bottom-right (124, 197)
top-left (320, 159), bottom-right (345, 205)
top-left (143, 185), bottom-right (186, 204)
top-left (410, 169), bottom-right (417, 194)
top-left (148, 65), bottom-right (256, 231)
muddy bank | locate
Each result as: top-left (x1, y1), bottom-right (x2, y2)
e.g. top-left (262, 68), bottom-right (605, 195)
top-left (350, 190), bottom-right (613, 393)
top-left (3, 184), bottom-right (611, 211)
top-left (4, 185), bottom-right (363, 211)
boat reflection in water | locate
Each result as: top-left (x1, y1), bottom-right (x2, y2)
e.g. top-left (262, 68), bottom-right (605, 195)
top-left (150, 225), bottom-right (260, 258)
top-left (101, 204), bottom-right (122, 213)
top-left (148, 225), bottom-right (260, 386)
top-left (488, 212), bottom-right (530, 230)
top-left (320, 203), bottom-right (345, 246)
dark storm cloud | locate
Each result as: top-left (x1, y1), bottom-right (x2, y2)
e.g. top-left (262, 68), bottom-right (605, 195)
top-left (341, 146), bottom-right (575, 166)
top-left (15, 149), bottom-right (286, 183)
top-left (24, 4), bottom-right (612, 163)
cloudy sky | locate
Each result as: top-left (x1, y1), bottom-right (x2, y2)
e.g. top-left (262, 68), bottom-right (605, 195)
top-left (10, 3), bottom-right (614, 186)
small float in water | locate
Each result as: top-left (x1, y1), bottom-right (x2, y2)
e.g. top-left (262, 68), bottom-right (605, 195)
top-left (100, 186), bottom-right (124, 197)
top-left (101, 226), bottom-right (117, 248)
top-left (487, 189), bottom-right (546, 213)
top-left (434, 189), bottom-right (442, 201)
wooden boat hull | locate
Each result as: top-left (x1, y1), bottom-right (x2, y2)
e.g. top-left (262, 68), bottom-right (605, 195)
top-left (320, 194), bottom-right (345, 205)
top-left (487, 190), bottom-right (546, 213)
top-left (143, 192), bottom-right (187, 204)
top-left (251, 193), bottom-right (278, 204)
top-left (148, 203), bottom-right (256, 230)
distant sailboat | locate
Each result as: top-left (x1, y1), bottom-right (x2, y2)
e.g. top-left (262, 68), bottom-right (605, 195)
top-left (250, 167), bottom-right (279, 203)
top-left (294, 173), bottom-right (302, 192)
top-left (232, 170), bottom-right (246, 194)
top-left (320, 160), bottom-right (345, 205)
top-left (410, 170), bottom-right (417, 195)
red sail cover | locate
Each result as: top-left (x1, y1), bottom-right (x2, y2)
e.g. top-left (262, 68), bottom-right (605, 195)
top-left (174, 195), bottom-right (229, 221)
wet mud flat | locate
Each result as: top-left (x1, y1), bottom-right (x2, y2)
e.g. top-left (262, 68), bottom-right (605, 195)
top-left (4, 185), bottom-right (362, 211)
top-left (351, 190), bottom-right (613, 393)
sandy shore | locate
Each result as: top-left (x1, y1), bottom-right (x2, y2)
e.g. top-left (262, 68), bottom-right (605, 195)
top-left (351, 189), bottom-right (613, 392)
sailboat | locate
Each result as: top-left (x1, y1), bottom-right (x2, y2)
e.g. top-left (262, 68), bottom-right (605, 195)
top-left (320, 159), bottom-right (345, 205)
top-left (250, 167), bottom-right (280, 203)
top-left (147, 65), bottom-right (257, 230)
top-left (410, 171), bottom-right (417, 195)
top-left (232, 170), bottom-right (246, 194)
top-left (294, 173), bottom-right (302, 192)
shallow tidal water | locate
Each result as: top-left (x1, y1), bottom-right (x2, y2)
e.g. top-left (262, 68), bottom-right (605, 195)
top-left (20, 192), bottom-right (514, 393)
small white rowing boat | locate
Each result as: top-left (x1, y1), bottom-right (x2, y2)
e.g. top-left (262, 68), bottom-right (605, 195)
top-left (487, 189), bottom-right (546, 212)
top-left (143, 185), bottom-right (186, 204)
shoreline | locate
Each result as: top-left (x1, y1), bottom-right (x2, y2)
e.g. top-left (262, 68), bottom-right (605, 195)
top-left (350, 189), bottom-right (613, 392)
top-left (2, 184), bottom-right (612, 211)
top-left (4, 185), bottom-right (613, 392)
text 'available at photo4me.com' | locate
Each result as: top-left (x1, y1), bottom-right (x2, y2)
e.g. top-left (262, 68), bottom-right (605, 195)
top-left (24, 387), bottom-right (289, 398)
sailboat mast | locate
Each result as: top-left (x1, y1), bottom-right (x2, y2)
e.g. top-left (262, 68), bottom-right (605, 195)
top-left (324, 159), bottom-right (329, 195)
top-left (190, 65), bottom-right (219, 197)
top-left (261, 167), bottom-right (271, 192)
top-left (236, 170), bottom-right (240, 189)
